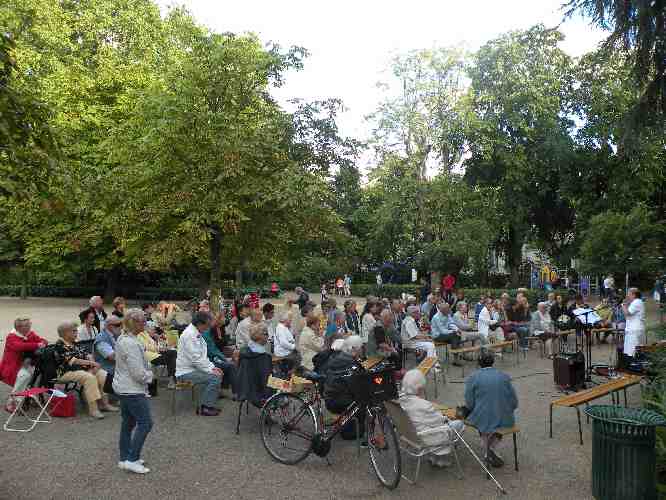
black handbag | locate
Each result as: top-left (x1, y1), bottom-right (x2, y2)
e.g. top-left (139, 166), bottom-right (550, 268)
top-left (103, 371), bottom-right (115, 395)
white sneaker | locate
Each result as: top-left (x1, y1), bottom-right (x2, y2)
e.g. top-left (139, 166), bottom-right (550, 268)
top-left (118, 460), bottom-right (144, 469)
top-left (123, 460), bottom-right (150, 474)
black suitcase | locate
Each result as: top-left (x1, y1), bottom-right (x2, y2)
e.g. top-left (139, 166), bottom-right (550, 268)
top-left (553, 351), bottom-right (585, 390)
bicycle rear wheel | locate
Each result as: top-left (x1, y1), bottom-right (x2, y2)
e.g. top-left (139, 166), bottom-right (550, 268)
top-left (260, 392), bottom-right (317, 465)
top-left (367, 408), bottom-right (401, 490)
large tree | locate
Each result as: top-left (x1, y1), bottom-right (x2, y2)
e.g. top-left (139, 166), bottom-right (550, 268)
top-left (103, 30), bottom-right (343, 292)
top-left (463, 25), bottom-right (577, 283)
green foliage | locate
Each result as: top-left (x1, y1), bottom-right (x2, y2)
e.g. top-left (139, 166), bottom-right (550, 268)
top-left (579, 205), bottom-right (666, 276)
top-left (566, 0), bottom-right (666, 133)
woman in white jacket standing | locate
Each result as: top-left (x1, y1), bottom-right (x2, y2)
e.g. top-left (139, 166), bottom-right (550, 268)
top-left (113, 308), bottom-right (154, 474)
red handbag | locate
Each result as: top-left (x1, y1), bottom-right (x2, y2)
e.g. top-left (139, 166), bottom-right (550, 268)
top-left (48, 392), bottom-right (77, 418)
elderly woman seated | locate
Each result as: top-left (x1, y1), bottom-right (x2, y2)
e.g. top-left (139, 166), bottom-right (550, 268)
top-left (530, 302), bottom-right (556, 358)
top-left (55, 320), bottom-right (118, 419)
top-left (399, 369), bottom-right (465, 467)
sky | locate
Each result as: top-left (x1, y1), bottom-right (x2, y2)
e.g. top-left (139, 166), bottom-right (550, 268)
top-left (158, 0), bottom-right (608, 169)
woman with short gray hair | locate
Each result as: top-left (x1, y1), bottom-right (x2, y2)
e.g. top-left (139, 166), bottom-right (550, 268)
top-left (113, 308), bottom-right (154, 474)
top-left (55, 320), bottom-right (117, 419)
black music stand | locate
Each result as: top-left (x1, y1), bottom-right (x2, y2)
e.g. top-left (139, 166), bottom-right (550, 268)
top-left (573, 309), bottom-right (598, 382)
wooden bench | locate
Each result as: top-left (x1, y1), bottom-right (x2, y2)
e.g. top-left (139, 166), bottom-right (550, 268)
top-left (416, 357), bottom-right (442, 398)
top-left (447, 340), bottom-right (517, 377)
top-left (549, 374), bottom-right (642, 444)
top-left (362, 355), bottom-right (384, 370)
top-left (434, 403), bottom-right (519, 472)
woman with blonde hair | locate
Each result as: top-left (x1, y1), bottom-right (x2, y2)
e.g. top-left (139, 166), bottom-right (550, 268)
top-left (113, 308), bottom-right (154, 474)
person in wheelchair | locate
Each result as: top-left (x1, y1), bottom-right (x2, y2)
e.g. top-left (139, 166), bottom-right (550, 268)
top-left (323, 336), bottom-right (365, 440)
top-left (399, 369), bottom-right (465, 468)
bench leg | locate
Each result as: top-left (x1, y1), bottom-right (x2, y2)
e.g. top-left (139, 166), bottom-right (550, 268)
top-left (623, 388), bottom-right (627, 407)
top-left (513, 433), bottom-right (518, 471)
top-left (549, 404), bottom-right (553, 438)
top-left (236, 400), bottom-right (245, 435)
top-left (576, 407), bottom-right (583, 445)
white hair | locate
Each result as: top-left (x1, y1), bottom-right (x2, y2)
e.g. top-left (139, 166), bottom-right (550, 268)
top-left (401, 369), bottom-right (426, 395)
top-left (57, 320), bottom-right (78, 338)
top-left (406, 305), bottom-right (420, 317)
top-left (537, 301), bottom-right (547, 310)
top-left (331, 339), bottom-right (345, 351)
top-left (341, 335), bottom-right (363, 354)
top-left (89, 295), bottom-right (102, 306)
top-left (277, 311), bottom-right (291, 323)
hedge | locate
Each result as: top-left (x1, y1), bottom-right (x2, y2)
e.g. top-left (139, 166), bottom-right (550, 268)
top-left (0, 284), bottom-right (572, 305)
top-left (348, 285), bottom-right (571, 306)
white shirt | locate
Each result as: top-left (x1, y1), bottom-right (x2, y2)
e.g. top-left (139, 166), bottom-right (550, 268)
top-left (625, 298), bottom-right (645, 332)
top-left (361, 313), bottom-right (376, 343)
top-left (477, 307), bottom-right (496, 338)
top-left (603, 278), bottom-right (612, 289)
top-left (400, 315), bottom-right (420, 343)
top-left (235, 317), bottom-right (252, 349)
top-left (274, 323), bottom-right (296, 357)
top-left (77, 324), bottom-right (98, 342)
top-left (176, 324), bottom-right (214, 377)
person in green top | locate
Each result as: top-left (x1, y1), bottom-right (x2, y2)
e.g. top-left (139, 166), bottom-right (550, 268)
top-left (201, 328), bottom-right (237, 396)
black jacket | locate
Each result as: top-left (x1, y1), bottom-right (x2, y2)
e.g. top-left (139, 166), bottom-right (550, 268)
top-left (236, 347), bottom-right (273, 405)
top-left (324, 352), bottom-right (363, 407)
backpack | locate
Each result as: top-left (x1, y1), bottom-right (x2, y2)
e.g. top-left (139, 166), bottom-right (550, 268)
top-left (31, 344), bottom-right (67, 387)
top-left (312, 349), bottom-right (335, 375)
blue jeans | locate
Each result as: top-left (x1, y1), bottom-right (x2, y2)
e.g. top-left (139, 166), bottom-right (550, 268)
top-left (177, 370), bottom-right (221, 408)
top-left (118, 394), bottom-right (153, 463)
top-left (514, 326), bottom-right (529, 348)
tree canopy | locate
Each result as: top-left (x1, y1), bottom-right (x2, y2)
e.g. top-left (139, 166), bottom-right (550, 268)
top-left (1, 1), bottom-right (664, 292)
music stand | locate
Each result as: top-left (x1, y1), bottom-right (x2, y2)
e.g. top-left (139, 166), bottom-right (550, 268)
top-left (573, 308), bottom-right (600, 381)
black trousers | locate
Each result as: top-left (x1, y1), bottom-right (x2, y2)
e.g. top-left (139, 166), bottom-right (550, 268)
top-left (151, 350), bottom-right (176, 378)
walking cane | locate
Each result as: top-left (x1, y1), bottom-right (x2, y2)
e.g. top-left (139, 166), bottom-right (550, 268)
top-left (448, 422), bottom-right (507, 495)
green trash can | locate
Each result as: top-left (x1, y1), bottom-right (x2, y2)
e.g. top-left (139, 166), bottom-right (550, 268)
top-left (584, 405), bottom-right (666, 500)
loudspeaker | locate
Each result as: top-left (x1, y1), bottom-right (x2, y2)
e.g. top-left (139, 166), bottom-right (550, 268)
top-left (554, 351), bottom-right (585, 390)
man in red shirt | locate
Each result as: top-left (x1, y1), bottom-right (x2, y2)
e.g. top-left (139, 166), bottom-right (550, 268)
top-left (0, 317), bottom-right (47, 412)
top-left (441, 273), bottom-right (456, 303)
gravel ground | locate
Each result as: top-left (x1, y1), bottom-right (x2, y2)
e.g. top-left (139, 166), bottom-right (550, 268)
top-left (0, 297), bottom-right (659, 500)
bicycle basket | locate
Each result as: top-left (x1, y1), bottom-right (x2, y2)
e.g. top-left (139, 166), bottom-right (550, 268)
top-left (348, 369), bottom-right (398, 405)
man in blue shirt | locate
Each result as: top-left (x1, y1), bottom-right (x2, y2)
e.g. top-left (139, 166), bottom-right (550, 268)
top-left (95, 315), bottom-right (122, 374)
top-left (430, 302), bottom-right (463, 366)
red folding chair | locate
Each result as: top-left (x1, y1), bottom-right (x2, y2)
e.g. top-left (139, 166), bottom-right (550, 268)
top-left (4, 387), bottom-right (67, 433)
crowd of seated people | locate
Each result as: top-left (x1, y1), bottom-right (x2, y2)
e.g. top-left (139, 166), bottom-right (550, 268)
top-left (0, 285), bottom-right (638, 477)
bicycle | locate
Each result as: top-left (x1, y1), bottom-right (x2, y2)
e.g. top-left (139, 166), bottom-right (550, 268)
top-left (259, 359), bottom-right (402, 490)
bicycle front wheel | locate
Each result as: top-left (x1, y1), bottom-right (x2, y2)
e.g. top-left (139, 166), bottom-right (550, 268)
top-left (367, 408), bottom-right (401, 490)
top-left (260, 392), bottom-right (317, 465)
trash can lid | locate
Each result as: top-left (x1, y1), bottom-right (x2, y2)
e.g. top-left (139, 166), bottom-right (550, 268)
top-left (584, 405), bottom-right (666, 427)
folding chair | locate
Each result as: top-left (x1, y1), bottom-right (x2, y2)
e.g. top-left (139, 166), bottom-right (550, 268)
top-left (4, 388), bottom-right (67, 432)
top-left (385, 400), bottom-right (463, 484)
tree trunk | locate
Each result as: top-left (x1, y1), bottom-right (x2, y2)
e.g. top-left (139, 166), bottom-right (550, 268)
top-left (507, 225), bottom-right (524, 288)
top-left (104, 267), bottom-right (120, 302)
top-left (19, 264), bottom-right (27, 300)
top-left (209, 224), bottom-right (222, 310)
